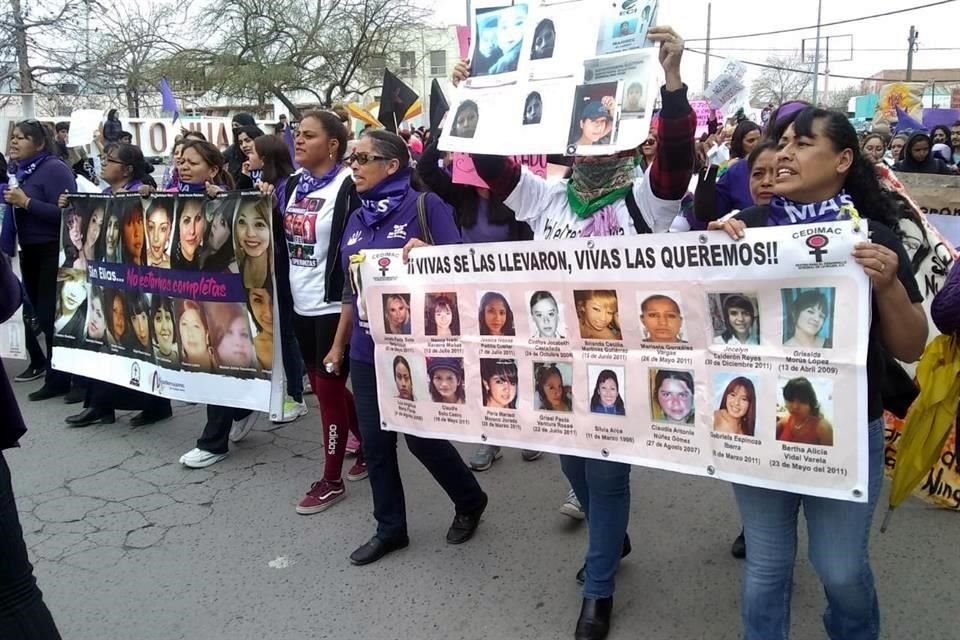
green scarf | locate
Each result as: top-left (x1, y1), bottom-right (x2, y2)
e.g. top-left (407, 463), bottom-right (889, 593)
top-left (566, 155), bottom-right (636, 219)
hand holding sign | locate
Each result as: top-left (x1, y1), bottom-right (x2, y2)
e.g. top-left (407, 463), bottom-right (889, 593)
top-left (649, 26), bottom-right (684, 89)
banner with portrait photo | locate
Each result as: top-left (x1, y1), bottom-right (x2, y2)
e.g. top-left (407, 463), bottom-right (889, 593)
top-left (0, 257), bottom-right (28, 360)
top-left (441, 0), bottom-right (660, 157)
top-left (358, 221), bottom-right (873, 502)
top-left (50, 192), bottom-right (284, 413)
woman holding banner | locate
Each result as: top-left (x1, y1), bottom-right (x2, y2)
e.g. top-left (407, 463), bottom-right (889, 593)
top-left (331, 129), bottom-right (488, 566)
top-left (455, 27), bottom-right (695, 640)
top-left (710, 107), bottom-right (927, 640)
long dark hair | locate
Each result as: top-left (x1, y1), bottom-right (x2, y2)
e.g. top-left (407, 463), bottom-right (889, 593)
top-left (254, 134), bottom-right (295, 186)
top-left (478, 291), bottom-right (515, 336)
top-left (590, 369), bottom-right (625, 415)
top-left (789, 107), bottom-right (899, 229)
top-left (424, 294), bottom-right (460, 335)
top-left (15, 119), bottom-right (57, 155)
top-left (535, 363), bottom-right (571, 411)
top-left (721, 294), bottom-right (756, 342)
top-left (104, 143), bottom-right (148, 185)
top-left (730, 120), bottom-right (761, 159)
top-left (181, 139), bottom-right (235, 189)
top-left (783, 377), bottom-right (821, 417)
top-left (718, 376), bottom-right (757, 436)
top-left (480, 359), bottom-right (518, 409)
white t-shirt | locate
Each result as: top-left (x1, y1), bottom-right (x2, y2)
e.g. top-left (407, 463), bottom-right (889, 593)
top-left (504, 164), bottom-right (683, 239)
top-left (284, 166), bottom-right (353, 316)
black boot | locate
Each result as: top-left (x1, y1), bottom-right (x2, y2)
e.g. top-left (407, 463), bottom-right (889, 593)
top-left (574, 596), bottom-right (613, 640)
top-left (130, 406), bottom-right (173, 427)
top-left (577, 533), bottom-right (631, 585)
top-left (731, 529), bottom-right (746, 559)
top-left (65, 407), bottom-right (115, 428)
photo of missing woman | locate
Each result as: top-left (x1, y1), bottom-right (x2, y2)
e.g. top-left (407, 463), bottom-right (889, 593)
top-left (104, 287), bottom-right (133, 354)
top-left (710, 293), bottom-right (759, 346)
top-left (382, 293), bottom-right (412, 335)
top-left (450, 100), bottom-right (479, 139)
top-left (534, 362), bottom-right (573, 412)
top-left (712, 373), bottom-right (758, 437)
top-left (206, 301), bottom-right (259, 377)
top-left (776, 377), bottom-right (834, 446)
top-left (201, 194), bottom-right (240, 273)
top-left (127, 292), bottom-right (154, 360)
top-left (530, 18), bottom-right (555, 60)
top-left (427, 357), bottom-right (466, 405)
top-left (116, 196), bottom-right (146, 266)
top-left (528, 290), bottom-right (565, 339)
top-left (234, 198), bottom-right (272, 288)
top-left (574, 289), bottom-right (621, 340)
top-left (481, 359), bottom-right (519, 410)
top-left (247, 285), bottom-right (274, 377)
top-left (478, 291), bottom-right (515, 337)
top-left (83, 284), bottom-right (108, 350)
top-left (98, 202), bottom-right (123, 264)
top-left (172, 196), bottom-right (206, 271)
top-left (781, 288), bottom-right (835, 349)
top-left (567, 86), bottom-right (618, 150)
top-left (151, 296), bottom-right (180, 370)
top-left (639, 293), bottom-right (687, 344)
top-left (53, 269), bottom-right (88, 346)
top-left (175, 299), bottom-right (215, 373)
top-left (589, 365), bottom-right (626, 416)
top-left (144, 198), bottom-right (174, 269)
top-left (523, 91), bottom-right (543, 126)
top-left (61, 198), bottom-right (107, 270)
top-left (389, 354), bottom-right (426, 402)
top-left (60, 208), bottom-right (86, 270)
top-left (471, 4), bottom-right (529, 77)
top-left (424, 292), bottom-right (460, 337)
top-left (650, 369), bottom-right (695, 425)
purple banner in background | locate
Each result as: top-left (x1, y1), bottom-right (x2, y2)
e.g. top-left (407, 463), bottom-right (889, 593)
top-left (88, 263), bottom-right (248, 303)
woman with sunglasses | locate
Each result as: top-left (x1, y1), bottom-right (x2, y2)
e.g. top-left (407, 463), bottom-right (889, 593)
top-left (330, 129), bottom-right (488, 567)
top-left (461, 26), bottom-right (694, 640)
top-left (4, 119), bottom-right (77, 401)
top-left (710, 107), bottom-right (927, 640)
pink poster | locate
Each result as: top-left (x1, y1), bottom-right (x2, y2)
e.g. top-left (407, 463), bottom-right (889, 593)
top-left (456, 25), bottom-right (471, 60)
top-left (452, 153), bottom-right (547, 188)
top-left (690, 100), bottom-right (713, 137)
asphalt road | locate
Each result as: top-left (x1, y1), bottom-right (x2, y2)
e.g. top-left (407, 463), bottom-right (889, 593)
top-left (4, 364), bottom-right (956, 640)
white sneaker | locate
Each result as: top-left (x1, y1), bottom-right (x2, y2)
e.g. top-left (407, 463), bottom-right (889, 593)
top-left (179, 448), bottom-right (228, 469)
top-left (271, 398), bottom-right (308, 425)
top-left (303, 375), bottom-right (313, 395)
top-left (559, 489), bottom-right (585, 520)
top-left (229, 412), bottom-right (260, 443)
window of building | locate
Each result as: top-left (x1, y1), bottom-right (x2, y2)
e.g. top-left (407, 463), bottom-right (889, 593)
top-left (368, 55), bottom-right (386, 74)
top-left (399, 51), bottom-right (416, 76)
top-left (429, 50), bottom-right (447, 77)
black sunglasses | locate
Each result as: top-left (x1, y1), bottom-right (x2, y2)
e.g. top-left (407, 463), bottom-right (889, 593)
top-left (347, 152), bottom-right (390, 166)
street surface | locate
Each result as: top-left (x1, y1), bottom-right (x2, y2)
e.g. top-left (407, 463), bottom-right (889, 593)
top-left (4, 366), bottom-right (955, 640)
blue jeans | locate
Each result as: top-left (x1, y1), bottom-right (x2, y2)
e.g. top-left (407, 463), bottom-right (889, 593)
top-left (733, 418), bottom-right (884, 640)
top-left (350, 360), bottom-right (486, 542)
top-left (278, 304), bottom-right (304, 402)
top-left (560, 456), bottom-right (631, 599)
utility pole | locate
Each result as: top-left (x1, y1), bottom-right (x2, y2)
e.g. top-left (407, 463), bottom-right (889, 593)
top-left (703, 2), bottom-right (712, 92)
top-left (906, 25), bottom-right (918, 81)
top-left (811, 0), bottom-right (822, 106)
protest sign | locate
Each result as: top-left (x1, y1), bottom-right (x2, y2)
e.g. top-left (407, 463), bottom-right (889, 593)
top-left (874, 82), bottom-right (924, 124)
top-left (357, 221), bottom-right (872, 502)
top-left (690, 100), bottom-right (713, 137)
top-left (440, 0), bottom-right (660, 157)
top-left (0, 257), bottom-right (27, 360)
top-left (452, 153), bottom-right (548, 188)
top-left (703, 59), bottom-right (747, 112)
top-left (50, 192), bottom-right (284, 412)
top-left (68, 109), bottom-right (104, 147)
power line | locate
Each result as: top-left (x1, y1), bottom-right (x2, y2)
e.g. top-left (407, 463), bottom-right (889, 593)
top-left (685, 0), bottom-right (957, 43)
top-left (705, 46), bottom-right (960, 52)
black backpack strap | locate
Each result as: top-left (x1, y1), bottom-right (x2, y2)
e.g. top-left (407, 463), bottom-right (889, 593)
top-left (625, 188), bottom-right (652, 234)
top-left (417, 193), bottom-right (434, 245)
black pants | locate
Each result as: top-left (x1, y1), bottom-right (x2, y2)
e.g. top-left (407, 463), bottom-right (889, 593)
top-left (19, 243), bottom-right (68, 391)
top-left (197, 405), bottom-right (253, 455)
top-left (19, 284), bottom-right (44, 370)
top-left (351, 360), bottom-right (485, 542)
top-left (87, 380), bottom-right (171, 414)
top-left (0, 452), bottom-right (61, 639)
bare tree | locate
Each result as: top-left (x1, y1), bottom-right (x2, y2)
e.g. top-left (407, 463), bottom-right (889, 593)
top-left (163, 0), bottom-right (428, 119)
top-left (750, 55), bottom-right (814, 106)
top-left (825, 85), bottom-right (861, 112)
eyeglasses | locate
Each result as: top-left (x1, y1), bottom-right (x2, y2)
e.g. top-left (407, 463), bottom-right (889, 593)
top-left (641, 139), bottom-right (656, 146)
top-left (347, 152), bottom-right (389, 166)
top-left (102, 156), bottom-right (127, 166)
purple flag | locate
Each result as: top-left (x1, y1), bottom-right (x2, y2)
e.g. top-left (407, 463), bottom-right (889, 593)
top-left (283, 125), bottom-right (299, 170)
top-left (894, 106), bottom-right (926, 135)
top-left (159, 77), bottom-right (180, 123)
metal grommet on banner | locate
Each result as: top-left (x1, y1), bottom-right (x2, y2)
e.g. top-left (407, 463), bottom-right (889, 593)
top-left (601, 449), bottom-right (610, 458)
top-left (852, 488), bottom-right (863, 499)
top-left (469, 247), bottom-right (476, 256)
top-left (381, 421), bottom-right (387, 429)
top-left (698, 234), bottom-right (708, 245)
top-left (587, 240), bottom-right (595, 249)
top-left (480, 434), bottom-right (487, 442)
top-left (706, 465), bottom-right (716, 476)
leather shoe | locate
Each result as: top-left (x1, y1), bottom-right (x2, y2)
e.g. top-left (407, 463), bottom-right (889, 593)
top-left (349, 535), bottom-right (409, 566)
top-left (130, 407), bottom-right (173, 427)
top-left (446, 491), bottom-right (488, 545)
top-left (575, 596), bottom-right (613, 640)
top-left (28, 385), bottom-right (68, 402)
top-left (65, 407), bottom-right (116, 428)
top-left (731, 529), bottom-right (746, 559)
top-left (577, 533), bottom-right (631, 585)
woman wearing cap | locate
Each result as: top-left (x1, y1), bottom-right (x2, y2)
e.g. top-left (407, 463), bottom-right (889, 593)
top-left (573, 99), bottom-right (616, 147)
top-left (456, 26), bottom-right (695, 640)
top-left (330, 129), bottom-right (488, 567)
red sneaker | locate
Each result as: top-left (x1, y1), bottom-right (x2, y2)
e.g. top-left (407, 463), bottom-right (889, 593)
top-left (346, 432), bottom-right (361, 456)
top-left (296, 480), bottom-right (345, 515)
top-left (346, 459), bottom-right (368, 482)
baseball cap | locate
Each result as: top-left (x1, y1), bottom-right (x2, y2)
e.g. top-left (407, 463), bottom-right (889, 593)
top-left (427, 357), bottom-right (464, 379)
top-left (581, 101), bottom-right (612, 121)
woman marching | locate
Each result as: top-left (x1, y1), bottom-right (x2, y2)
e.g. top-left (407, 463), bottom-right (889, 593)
top-left (710, 106), bottom-right (927, 640)
top-left (455, 26), bottom-right (695, 640)
top-left (331, 129), bottom-right (488, 566)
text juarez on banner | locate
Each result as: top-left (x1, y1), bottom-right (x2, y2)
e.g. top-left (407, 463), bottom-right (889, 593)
top-left (452, 153), bottom-right (548, 188)
top-left (50, 191), bottom-right (284, 413)
top-left (357, 222), bottom-right (872, 502)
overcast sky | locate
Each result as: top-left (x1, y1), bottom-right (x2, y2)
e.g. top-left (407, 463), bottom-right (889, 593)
top-left (426, 0), bottom-right (960, 94)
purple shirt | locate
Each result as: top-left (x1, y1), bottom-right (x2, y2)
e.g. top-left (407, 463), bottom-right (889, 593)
top-left (460, 198), bottom-right (513, 244)
top-left (342, 189), bottom-right (460, 363)
top-left (715, 160), bottom-right (754, 218)
top-left (13, 156), bottom-right (77, 245)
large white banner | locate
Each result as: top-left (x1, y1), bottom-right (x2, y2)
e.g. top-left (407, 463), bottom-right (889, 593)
top-left (440, 0), bottom-right (661, 156)
top-left (359, 222), bottom-right (872, 502)
top-left (0, 257), bottom-right (27, 360)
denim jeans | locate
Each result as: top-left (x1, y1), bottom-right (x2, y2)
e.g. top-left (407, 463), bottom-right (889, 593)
top-left (560, 455), bottom-right (631, 599)
top-left (0, 452), bottom-right (62, 639)
top-left (278, 304), bottom-right (304, 402)
top-left (733, 418), bottom-right (884, 640)
top-left (350, 360), bottom-right (485, 542)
